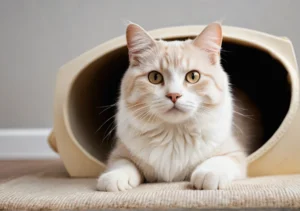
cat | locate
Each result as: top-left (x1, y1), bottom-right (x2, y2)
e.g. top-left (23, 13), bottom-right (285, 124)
top-left (96, 22), bottom-right (263, 191)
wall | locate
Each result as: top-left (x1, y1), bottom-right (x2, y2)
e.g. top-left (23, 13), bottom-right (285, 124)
top-left (0, 0), bottom-right (299, 157)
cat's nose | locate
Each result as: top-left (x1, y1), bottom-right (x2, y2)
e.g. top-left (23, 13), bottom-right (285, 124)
top-left (166, 93), bottom-right (182, 103)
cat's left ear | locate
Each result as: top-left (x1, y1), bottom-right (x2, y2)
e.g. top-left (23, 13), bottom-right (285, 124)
top-left (126, 23), bottom-right (156, 63)
top-left (193, 23), bottom-right (223, 63)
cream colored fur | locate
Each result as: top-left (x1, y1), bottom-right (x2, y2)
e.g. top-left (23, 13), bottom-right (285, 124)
top-left (97, 23), bottom-right (262, 192)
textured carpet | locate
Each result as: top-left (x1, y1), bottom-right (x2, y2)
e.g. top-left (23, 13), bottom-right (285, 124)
top-left (1, 168), bottom-right (300, 210)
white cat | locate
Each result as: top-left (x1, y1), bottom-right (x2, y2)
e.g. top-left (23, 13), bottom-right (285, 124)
top-left (97, 23), bottom-right (262, 191)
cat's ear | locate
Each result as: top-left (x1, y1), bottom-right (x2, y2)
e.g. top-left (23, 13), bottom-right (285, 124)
top-left (126, 23), bottom-right (156, 63)
top-left (193, 23), bottom-right (222, 64)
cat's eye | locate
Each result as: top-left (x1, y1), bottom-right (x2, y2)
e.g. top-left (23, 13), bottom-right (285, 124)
top-left (148, 71), bottom-right (163, 84)
top-left (186, 70), bottom-right (201, 84)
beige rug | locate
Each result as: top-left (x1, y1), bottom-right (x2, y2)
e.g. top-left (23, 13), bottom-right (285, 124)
top-left (1, 168), bottom-right (300, 210)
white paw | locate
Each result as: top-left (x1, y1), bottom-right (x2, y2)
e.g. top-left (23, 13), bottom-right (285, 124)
top-left (97, 169), bottom-right (141, 192)
top-left (191, 170), bottom-right (230, 190)
top-left (190, 156), bottom-right (245, 190)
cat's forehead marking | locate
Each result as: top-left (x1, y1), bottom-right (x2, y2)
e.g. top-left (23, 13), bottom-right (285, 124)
top-left (159, 41), bottom-right (189, 72)
top-left (183, 57), bottom-right (189, 69)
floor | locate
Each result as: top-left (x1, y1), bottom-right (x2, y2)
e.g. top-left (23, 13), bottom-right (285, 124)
top-left (0, 161), bottom-right (297, 210)
top-left (0, 159), bottom-right (63, 182)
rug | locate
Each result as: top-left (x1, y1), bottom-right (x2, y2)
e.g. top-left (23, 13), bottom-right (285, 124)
top-left (1, 167), bottom-right (300, 210)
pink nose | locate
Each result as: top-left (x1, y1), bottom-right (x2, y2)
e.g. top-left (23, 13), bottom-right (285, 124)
top-left (166, 93), bottom-right (182, 103)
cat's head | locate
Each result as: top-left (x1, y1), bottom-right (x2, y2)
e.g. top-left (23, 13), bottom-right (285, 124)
top-left (120, 23), bottom-right (229, 124)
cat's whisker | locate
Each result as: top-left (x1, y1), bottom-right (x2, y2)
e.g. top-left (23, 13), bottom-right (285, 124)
top-left (131, 105), bottom-right (152, 115)
top-left (97, 103), bottom-right (150, 137)
top-left (233, 104), bottom-right (248, 111)
top-left (106, 110), bottom-right (153, 140)
top-left (97, 103), bottom-right (148, 139)
top-left (138, 113), bottom-right (152, 132)
top-left (200, 106), bottom-right (213, 114)
top-left (103, 118), bottom-right (117, 140)
top-left (95, 113), bottom-right (117, 134)
top-left (221, 58), bottom-right (228, 64)
top-left (233, 110), bottom-right (254, 120)
top-left (98, 106), bottom-right (116, 116)
top-left (220, 48), bottom-right (232, 53)
top-left (148, 112), bottom-right (156, 124)
top-left (102, 109), bottom-right (152, 141)
top-left (127, 102), bottom-right (147, 109)
top-left (141, 109), bottom-right (155, 126)
top-left (183, 104), bottom-right (196, 109)
top-left (232, 122), bottom-right (244, 135)
top-left (96, 103), bottom-right (117, 109)
top-left (102, 123), bottom-right (119, 142)
top-left (97, 102), bottom-right (147, 126)
top-left (103, 115), bottom-right (135, 141)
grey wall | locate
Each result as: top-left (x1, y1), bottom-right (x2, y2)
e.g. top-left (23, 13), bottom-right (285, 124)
top-left (0, 0), bottom-right (299, 128)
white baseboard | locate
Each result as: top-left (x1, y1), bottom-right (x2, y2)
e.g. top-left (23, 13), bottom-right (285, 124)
top-left (0, 128), bottom-right (59, 159)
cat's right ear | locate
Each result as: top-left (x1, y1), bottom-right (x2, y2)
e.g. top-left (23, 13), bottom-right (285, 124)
top-left (126, 23), bottom-right (156, 63)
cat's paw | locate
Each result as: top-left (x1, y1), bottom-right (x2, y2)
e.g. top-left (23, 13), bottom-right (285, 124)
top-left (190, 156), bottom-right (245, 190)
top-left (191, 170), bottom-right (230, 190)
top-left (97, 169), bottom-right (141, 192)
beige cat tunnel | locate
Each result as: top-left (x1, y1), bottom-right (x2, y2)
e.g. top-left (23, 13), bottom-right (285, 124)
top-left (48, 25), bottom-right (300, 178)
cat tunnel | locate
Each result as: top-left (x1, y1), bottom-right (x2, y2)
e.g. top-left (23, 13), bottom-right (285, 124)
top-left (48, 25), bottom-right (300, 178)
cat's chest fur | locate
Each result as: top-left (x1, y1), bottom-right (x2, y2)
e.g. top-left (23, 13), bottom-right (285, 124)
top-left (119, 122), bottom-right (222, 182)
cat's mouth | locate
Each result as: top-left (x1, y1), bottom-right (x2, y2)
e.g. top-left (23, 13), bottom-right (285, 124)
top-left (165, 105), bottom-right (184, 113)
